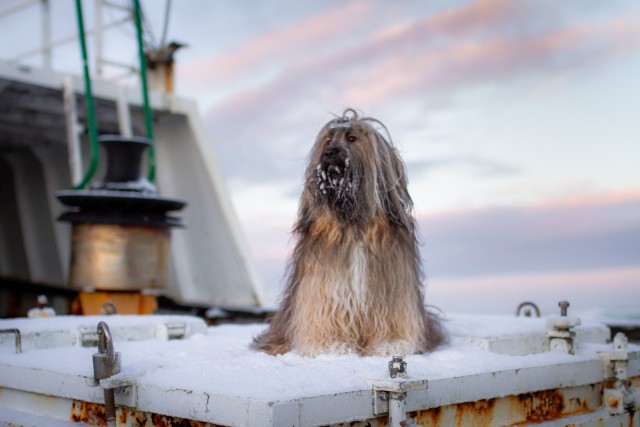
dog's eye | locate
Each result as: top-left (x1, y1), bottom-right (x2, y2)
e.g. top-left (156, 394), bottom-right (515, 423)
top-left (347, 135), bottom-right (357, 143)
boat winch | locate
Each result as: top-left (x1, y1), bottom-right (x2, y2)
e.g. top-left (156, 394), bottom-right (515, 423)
top-left (57, 135), bottom-right (186, 314)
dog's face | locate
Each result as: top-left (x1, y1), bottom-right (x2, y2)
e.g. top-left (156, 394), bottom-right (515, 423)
top-left (312, 119), bottom-right (362, 215)
top-left (303, 110), bottom-right (413, 227)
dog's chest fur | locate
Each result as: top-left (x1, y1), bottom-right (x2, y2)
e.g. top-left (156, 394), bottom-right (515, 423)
top-left (327, 242), bottom-right (368, 313)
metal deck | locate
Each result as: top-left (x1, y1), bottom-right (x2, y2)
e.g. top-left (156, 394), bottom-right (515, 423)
top-left (1, 314), bottom-right (638, 426)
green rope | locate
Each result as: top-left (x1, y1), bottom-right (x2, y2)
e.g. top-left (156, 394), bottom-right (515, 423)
top-left (73, 0), bottom-right (99, 189)
top-left (132, 0), bottom-right (156, 182)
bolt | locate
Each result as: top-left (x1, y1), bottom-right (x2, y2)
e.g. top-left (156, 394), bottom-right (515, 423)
top-left (389, 356), bottom-right (407, 379)
top-left (558, 301), bottom-right (569, 316)
top-left (613, 332), bottom-right (628, 351)
top-left (607, 394), bottom-right (618, 408)
top-left (101, 301), bottom-right (117, 315)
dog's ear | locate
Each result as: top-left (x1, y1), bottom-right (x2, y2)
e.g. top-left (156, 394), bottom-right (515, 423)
top-left (294, 200), bottom-right (312, 235)
top-left (369, 130), bottom-right (414, 231)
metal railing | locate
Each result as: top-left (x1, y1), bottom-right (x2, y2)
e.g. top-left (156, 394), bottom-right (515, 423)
top-left (1, 0), bottom-right (136, 79)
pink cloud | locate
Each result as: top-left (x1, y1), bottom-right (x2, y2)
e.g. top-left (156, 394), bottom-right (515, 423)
top-left (184, 0), bottom-right (526, 87)
top-left (418, 187), bottom-right (640, 222)
top-left (342, 17), bottom-right (635, 106)
top-left (533, 187), bottom-right (640, 210)
top-left (427, 0), bottom-right (526, 36)
top-left (416, 186), bottom-right (640, 242)
top-left (200, 4), bottom-right (640, 125)
top-left (432, 265), bottom-right (640, 294)
top-left (427, 265), bottom-right (640, 315)
top-left (415, 186), bottom-right (640, 282)
top-left (181, 0), bottom-right (371, 82)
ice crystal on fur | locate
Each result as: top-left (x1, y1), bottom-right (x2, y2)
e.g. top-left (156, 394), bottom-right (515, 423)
top-left (252, 108), bottom-right (445, 357)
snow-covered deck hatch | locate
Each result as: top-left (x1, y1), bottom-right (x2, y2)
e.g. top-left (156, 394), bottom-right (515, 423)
top-left (1, 314), bottom-right (639, 426)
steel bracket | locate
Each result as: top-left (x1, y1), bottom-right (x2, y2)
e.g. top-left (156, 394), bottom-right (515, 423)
top-left (0, 329), bottom-right (21, 353)
top-left (368, 379), bottom-right (428, 415)
top-left (546, 303), bottom-right (581, 355)
top-left (547, 329), bottom-right (577, 354)
top-left (599, 333), bottom-right (639, 414)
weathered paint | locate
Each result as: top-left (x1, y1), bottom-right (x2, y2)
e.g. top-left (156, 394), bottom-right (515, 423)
top-left (77, 291), bottom-right (158, 315)
top-left (331, 382), bottom-right (617, 427)
top-left (64, 378), bottom-right (638, 427)
top-left (408, 386), bottom-right (597, 426)
top-left (70, 400), bottom-right (224, 427)
top-left (71, 400), bottom-right (106, 425)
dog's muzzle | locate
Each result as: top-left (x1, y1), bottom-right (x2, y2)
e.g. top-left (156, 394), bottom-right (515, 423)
top-left (316, 146), bottom-right (350, 195)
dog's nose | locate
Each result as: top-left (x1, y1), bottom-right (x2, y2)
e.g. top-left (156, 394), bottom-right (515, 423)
top-left (324, 148), bottom-right (337, 159)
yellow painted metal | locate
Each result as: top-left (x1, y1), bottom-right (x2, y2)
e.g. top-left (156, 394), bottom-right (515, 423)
top-left (76, 292), bottom-right (157, 315)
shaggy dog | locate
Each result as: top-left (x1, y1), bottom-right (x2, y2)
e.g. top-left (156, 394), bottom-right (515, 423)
top-left (252, 109), bottom-right (444, 356)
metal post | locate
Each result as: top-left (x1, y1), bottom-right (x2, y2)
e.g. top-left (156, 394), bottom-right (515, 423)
top-left (73, 0), bottom-right (100, 189)
top-left (132, 0), bottom-right (156, 182)
top-left (41, 0), bottom-right (51, 68)
top-left (388, 392), bottom-right (407, 427)
top-left (95, 0), bottom-right (103, 77)
top-left (63, 77), bottom-right (82, 185)
top-left (116, 84), bottom-right (133, 137)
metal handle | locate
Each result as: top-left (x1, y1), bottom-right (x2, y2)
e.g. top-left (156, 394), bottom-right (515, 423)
top-left (93, 322), bottom-right (120, 427)
top-left (515, 301), bottom-right (541, 317)
top-left (93, 321), bottom-right (120, 380)
top-left (97, 321), bottom-right (115, 364)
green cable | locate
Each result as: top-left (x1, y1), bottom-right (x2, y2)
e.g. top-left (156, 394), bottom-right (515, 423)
top-left (73, 0), bottom-right (99, 189)
top-left (132, 0), bottom-right (156, 182)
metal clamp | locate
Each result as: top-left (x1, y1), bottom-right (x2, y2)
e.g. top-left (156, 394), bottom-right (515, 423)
top-left (0, 329), bottom-right (21, 353)
top-left (546, 300), bottom-right (580, 354)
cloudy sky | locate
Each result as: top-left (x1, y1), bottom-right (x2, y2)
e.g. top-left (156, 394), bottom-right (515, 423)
top-left (4, 0), bottom-right (639, 316)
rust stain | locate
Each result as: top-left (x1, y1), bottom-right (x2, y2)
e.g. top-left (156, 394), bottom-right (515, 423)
top-left (70, 400), bottom-right (225, 427)
top-left (455, 399), bottom-right (495, 427)
top-left (410, 406), bottom-right (441, 427)
top-left (151, 413), bottom-right (215, 426)
top-left (70, 400), bottom-right (107, 426)
top-left (375, 415), bottom-right (389, 427)
top-left (516, 389), bottom-right (565, 424)
top-left (408, 387), bottom-right (598, 426)
top-left (135, 411), bottom-right (149, 426)
top-left (567, 395), bottom-right (591, 414)
top-left (411, 399), bottom-right (497, 427)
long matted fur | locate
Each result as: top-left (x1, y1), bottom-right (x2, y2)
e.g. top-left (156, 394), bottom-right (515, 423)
top-left (252, 109), bottom-right (444, 356)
